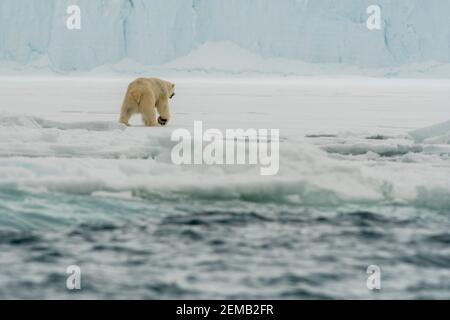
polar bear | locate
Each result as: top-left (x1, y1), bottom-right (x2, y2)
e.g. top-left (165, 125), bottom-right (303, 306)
top-left (119, 78), bottom-right (175, 127)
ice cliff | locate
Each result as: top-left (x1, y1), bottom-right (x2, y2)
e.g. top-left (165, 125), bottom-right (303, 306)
top-left (0, 0), bottom-right (449, 72)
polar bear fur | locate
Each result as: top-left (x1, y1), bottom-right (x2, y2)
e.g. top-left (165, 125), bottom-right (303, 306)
top-left (119, 78), bottom-right (175, 127)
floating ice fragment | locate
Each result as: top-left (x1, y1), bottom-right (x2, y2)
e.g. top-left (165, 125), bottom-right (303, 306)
top-left (409, 120), bottom-right (450, 143)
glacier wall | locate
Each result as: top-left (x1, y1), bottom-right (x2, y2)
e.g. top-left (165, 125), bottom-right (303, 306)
top-left (0, 0), bottom-right (449, 71)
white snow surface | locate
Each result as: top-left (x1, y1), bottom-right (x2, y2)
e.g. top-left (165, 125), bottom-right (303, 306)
top-left (1, 77), bottom-right (450, 211)
top-left (1, 0), bottom-right (450, 75)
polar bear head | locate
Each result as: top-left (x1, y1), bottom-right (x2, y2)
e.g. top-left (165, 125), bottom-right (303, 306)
top-left (163, 80), bottom-right (176, 99)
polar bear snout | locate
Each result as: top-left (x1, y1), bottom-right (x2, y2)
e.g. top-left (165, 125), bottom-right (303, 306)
top-left (170, 93), bottom-right (175, 99)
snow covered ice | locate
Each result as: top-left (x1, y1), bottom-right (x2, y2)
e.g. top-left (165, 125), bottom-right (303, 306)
top-left (1, 76), bottom-right (450, 209)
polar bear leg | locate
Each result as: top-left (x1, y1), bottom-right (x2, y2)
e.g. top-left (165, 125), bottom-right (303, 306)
top-left (139, 93), bottom-right (158, 127)
top-left (119, 107), bottom-right (134, 126)
top-left (142, 106), bottom-right (158, 127)
top-left (156, 100), bottom-right (171, 126)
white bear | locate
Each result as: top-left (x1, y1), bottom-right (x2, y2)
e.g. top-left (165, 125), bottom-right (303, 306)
top-left (119, 78), bottom-right (175, 127)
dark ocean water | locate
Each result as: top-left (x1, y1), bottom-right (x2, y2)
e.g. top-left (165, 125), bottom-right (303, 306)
top-left (1, 189), bottom-right (450, 299)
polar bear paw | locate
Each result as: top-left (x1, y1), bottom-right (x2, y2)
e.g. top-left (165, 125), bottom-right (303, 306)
top-left (158, 117), bottom-right (168, 126)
